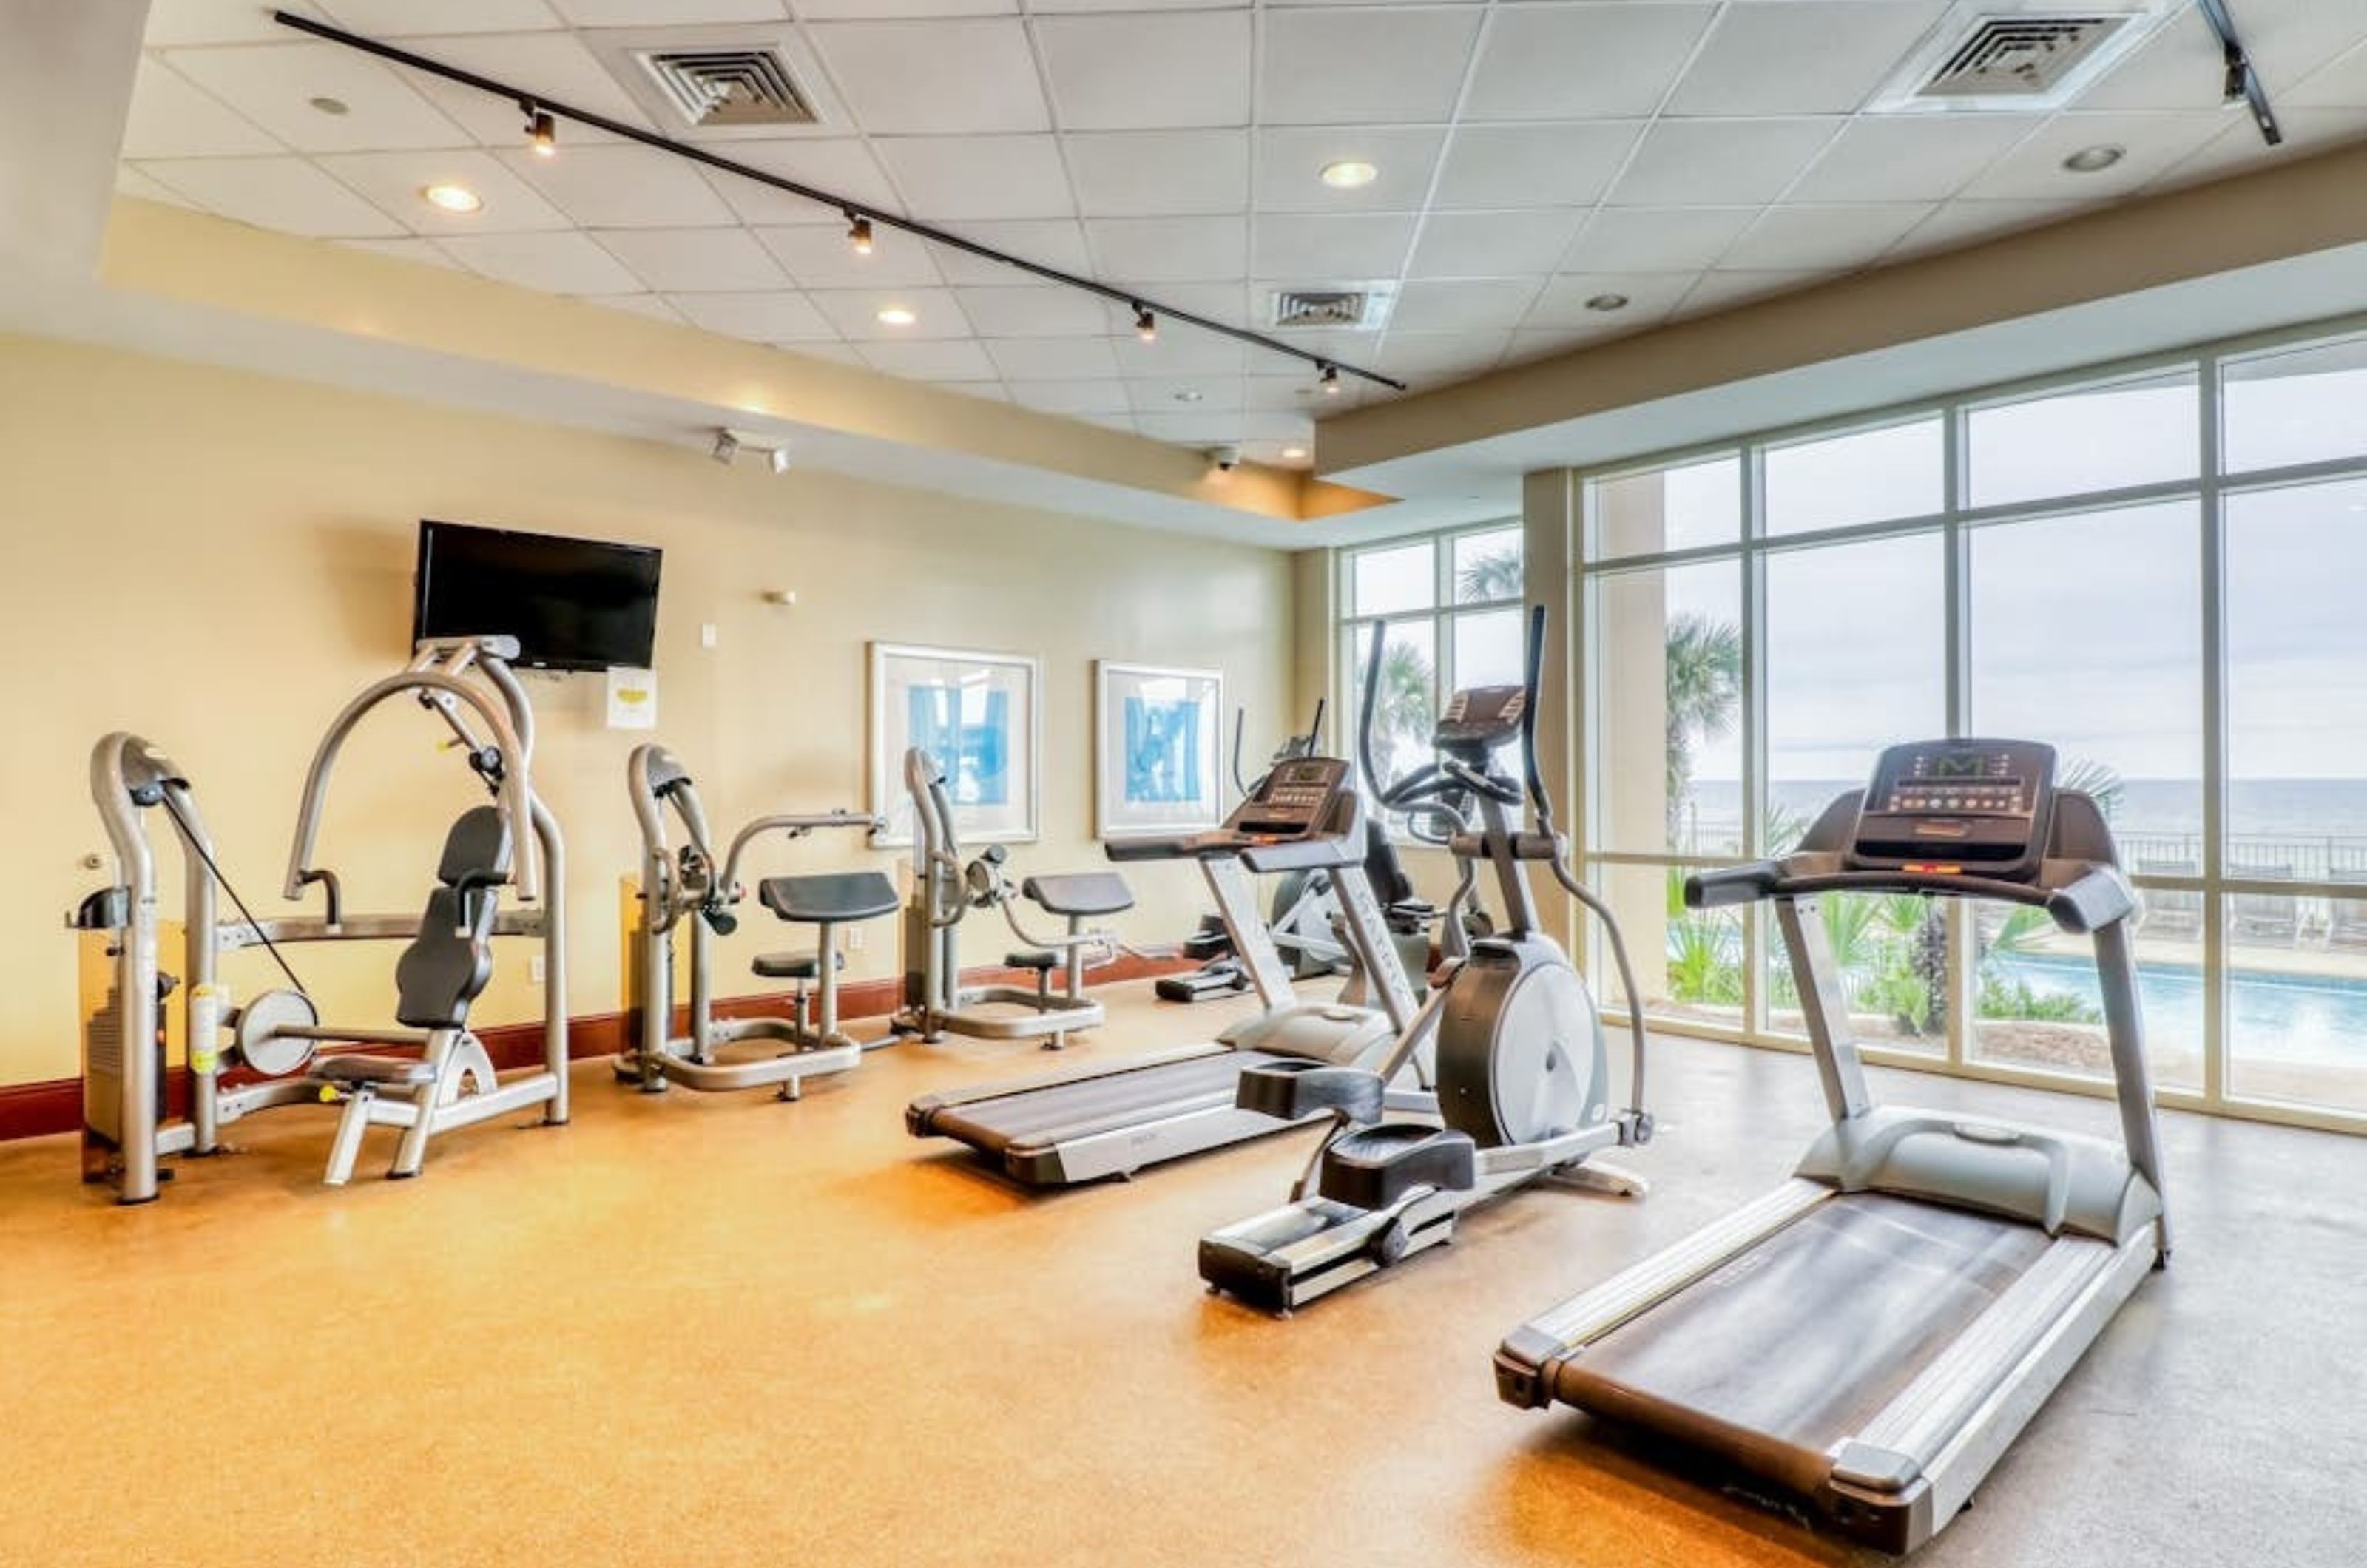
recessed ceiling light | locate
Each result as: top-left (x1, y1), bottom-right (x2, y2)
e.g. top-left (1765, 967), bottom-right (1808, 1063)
top-left (875, 305), bottom-right (917, 326)
top-left (1320, 160), bottom-right (1379, 189)
top-left (1172, 389), bottom-right (1204, 403)
top-left (421, 183), bottom-right (482, 214)
top-left (1585, 293), bottom-right (1630, 313)
top-left (1281, 445), bottom-right (1309, 461)
top-left (308, 95), bottom-right (349, 117)
top-left (2062, 143), bottom-right (2126, 173)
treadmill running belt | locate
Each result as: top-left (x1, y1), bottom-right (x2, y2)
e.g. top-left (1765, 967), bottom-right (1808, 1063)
top-left (922, 1050), bottom-right (1293, 1156)
top-left (1561, 1193), bottom-right (2053, 1498)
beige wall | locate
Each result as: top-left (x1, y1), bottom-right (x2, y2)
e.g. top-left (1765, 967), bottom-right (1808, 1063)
top-left (1, 334), bottom-right (1296, 1089)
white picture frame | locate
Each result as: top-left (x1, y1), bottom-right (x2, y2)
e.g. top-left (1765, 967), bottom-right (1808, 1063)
top-left (868, 642), bottom-right (1041, 848)
top-left (1095, 661), bottom-right (1226, 840)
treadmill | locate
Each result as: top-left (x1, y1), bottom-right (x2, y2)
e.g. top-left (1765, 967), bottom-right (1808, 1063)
top-left (905, 754), bottom-right (1425, 1186)
top-left (1494, 739), bottom-right (2169, 1554)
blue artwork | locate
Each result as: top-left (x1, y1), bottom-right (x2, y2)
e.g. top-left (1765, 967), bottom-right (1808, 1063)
top-left (1124, 697), bottom-right (1205, 806)
top-left (910, 685), bottom-right (1010, 806)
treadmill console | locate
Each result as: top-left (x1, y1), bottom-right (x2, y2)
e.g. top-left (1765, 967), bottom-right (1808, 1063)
top-left (1850, 740), bottom-right (2056, 881)
top-left (1232, 756), bottom-right (1351, 839)
top-left (1434, 685), bottom-right (1525, 758)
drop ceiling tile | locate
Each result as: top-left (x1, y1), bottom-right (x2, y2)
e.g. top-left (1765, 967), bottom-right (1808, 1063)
top-left (2288, 38), bottom-right (2367, 109)
top-left (139, 155), bottom-right (406, 237)
top-left (953, 286), bottom-right (1115, 337)
top-left (669, 289), bottom-right (834, 340)
top-left (2226, 0), bottom-right (2367, 96)
top-left (799, 0), bottom-right (1012, 13)
top-left (123, 58), bottom-right (282, 160)
top-left (1388, 277), bottom-right (1543, 334)
top-left (1086, 217), bottom-right (1247, 282)
top-left (323, 1), bottom-right (562, 33)
top-left (338, 236), bottom-right (462, 270)
top-left (2149, 107), bottom-right (2367, 194)
top-left (1007, 379), bottom-right (1132, 414)
top-left (706, 140), bottom-right (902, 226)
top-left (1029, 0), bottom-right (1235, 10)
top-left (1719, 203), bottom-right (1935, 271)
top-left (1135, 280), bottom-right (1251, 320)
top-left (780, 340), bottom-right (869, 367)
top-left (594, 227), bottom-right (790, 291)
top-left (1524, 271), bottom-right (1694, 328)
top-left (1108, 330), bottom-right (1246, 378)
top-left (163, 43), bottom-right (472, 152)
top-left (500, 144), bottom-right (735, 231)
top-left (1236, 413), bottom-right (1313, 445)
top-left (1373, 330), bottom-right (1511, 378)
top-left (116, 164), bottom-right (197, 209)
top-left (1786, 115), bottom-right (2043, 203)
top-left (1956, 110), bottom-right (2234, 200)
top-left (1065, 131), bottom-right (1249, 217)
top-left (146, 0), bottom-right (329, 47)
top-left (927, 219), bottom-right (1095, 284)
top-left (857, 339), bottom-right (1000, 381)
top-left (1609, 118), bottom-right (1842, 206)
top-left (1407, 209), bottom-right (1585, 280)
top-left (1135, 411), bottom-right (1250, 444)
top-left (1667, 1), bottom-right (1948, 117)
top-left (1127, 374), bottom-right (1245, 413)
top-left (1076, 410), bottom-right (1142, 433)
top-left (1462, 3), bottom-right (1718, 121)
top-left (2069, 7), bottom-right (2225, 112)
top-left (1252, 214), bottom-right (1417, 280)
top-left (1253, 126), bottom-right (1445, 213)
top-left (808, 20), bottom-right (1048, 135)
top-left (440, 230), bottom-right (647, 292)
top-left (1260, 9), bottom-right (1483, 126)
top-left (755, 223), bottom-right (941, 288)
top-left (874, 136), bottom-right (1075, 220)
top-left (1562, 206), bottom-right (1757, 272)
top-left (1430, 122), bottom-right (1644, 210)
top-left (1243, 375), bottom-right (1327, 412)
top-left (1037, 11), bottom-right (1253, 130)
top-left (1504, 320), bottom-right (1647, 366)
top-left (547, 0), bottom-right (786, 22)
top-left (807, 285), bottom-right (970, 339)
top-left (316, 148), bottom-right (573, 234)
top-left (578, 292), bottom-right (684, 322)
top-left (398, 33), bottom-right (658, 147)
top-left (1678, 268), bottom-right (1824, 317)
top-left (1883, 197), bottom-right (2085, 260)
top-left (986, 337), bottom-right (1126, 379)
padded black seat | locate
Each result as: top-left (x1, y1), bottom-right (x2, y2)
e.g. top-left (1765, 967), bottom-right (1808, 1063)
top-left (1022, 872), bottom-right (1134, 918)
top-left (392, 806), bottom-right (509, 1032)
top-left (759, 871), bottom-right (899, 925)
top-left (1004, 950), bottom-right (1059, 973)
top-left (752, 950), bottom-right (842, 981)
top-left (313, 1054), bottom-right (439, 1088)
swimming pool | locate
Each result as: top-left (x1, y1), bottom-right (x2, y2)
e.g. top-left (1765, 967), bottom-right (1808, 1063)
top-left (1993, 951), bottom-right (2367, 1068)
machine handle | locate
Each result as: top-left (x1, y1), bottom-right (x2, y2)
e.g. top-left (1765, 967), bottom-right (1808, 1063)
top-left (1688, 863), bottom-right (2135, 933)
top-left (1684, 863), bottom-right (1780, 909)
top-left (296, 867), bottom-right (344, 928)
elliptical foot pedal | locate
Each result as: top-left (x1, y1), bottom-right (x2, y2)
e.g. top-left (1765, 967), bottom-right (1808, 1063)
top-left (1317, 1123), bottom-right (1476, 1209)
top-left (1236, 1060), bottom-right (1385, 1123)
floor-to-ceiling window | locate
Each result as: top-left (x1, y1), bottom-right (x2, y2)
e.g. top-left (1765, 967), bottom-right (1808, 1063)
top-left (1578, 319), bottom-right (2367, 1134)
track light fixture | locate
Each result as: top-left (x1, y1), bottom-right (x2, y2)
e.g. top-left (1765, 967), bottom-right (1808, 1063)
top-left (710, 429), bottom-right (739, 465)
top-left (1320, 364), bottom-right (1342, 396)
top-left (712, 428), bottom-right (792, 475)
top-left (271, 10), bottom-right (1406, 394)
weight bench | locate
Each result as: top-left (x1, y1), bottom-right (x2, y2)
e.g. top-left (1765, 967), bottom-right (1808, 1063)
top-left (757, 871), bottom-right (899, 1056)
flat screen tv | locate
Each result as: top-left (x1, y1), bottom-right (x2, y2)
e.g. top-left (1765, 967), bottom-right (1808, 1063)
top-left (411, 520), bottom-right (661, 672)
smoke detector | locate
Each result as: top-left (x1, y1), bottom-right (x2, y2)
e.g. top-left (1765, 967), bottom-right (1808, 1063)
top-left (1269, 285), bottom-right (1396, 331)
top-left (1870, 2), bottom-right (2180, 114)
top-left (589, 27), bottom-right (839, 135)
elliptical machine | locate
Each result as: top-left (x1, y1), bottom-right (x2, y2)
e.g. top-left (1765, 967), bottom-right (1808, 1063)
top-left (1197, 605), bottom-right (1654, 1313)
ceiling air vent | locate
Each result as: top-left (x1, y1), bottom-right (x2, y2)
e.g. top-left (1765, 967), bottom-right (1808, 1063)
top-left (1870, 2), bottom-right (2178, 115)
top-left (633, 47), bottom-right (817, 128)
top-left (1270, 286), bottom-right (1394, 331)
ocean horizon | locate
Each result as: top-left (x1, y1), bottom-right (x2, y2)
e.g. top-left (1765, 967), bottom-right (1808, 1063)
top-left (1680, 777), bottom-right (2367, 848)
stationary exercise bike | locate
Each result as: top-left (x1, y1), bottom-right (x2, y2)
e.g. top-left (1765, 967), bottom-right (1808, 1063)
top-left (1198, 605), bottom-right (1654, 1313)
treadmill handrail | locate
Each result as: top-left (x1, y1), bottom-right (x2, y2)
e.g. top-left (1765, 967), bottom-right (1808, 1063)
top-left (1687, 861), bottom-right (2135, 933)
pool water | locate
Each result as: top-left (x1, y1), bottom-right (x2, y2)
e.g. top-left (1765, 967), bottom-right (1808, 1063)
top-left (1993, 952), bottom-right (2367, 1068)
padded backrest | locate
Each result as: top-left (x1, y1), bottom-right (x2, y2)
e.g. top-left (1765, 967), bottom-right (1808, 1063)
top-left (760, 871), bottom-right (901, 925)
top-left (437, 805), bottom-right (513, 888)
top-left (1022, 872), bottom-right (1134, 919)
top-left (1361, 818), bottom-right (1418, 908)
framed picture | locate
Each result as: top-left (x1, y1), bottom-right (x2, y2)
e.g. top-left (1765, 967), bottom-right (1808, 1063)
top-left (1095, 662), bottom-right (1226, 839)
top-left (869, 642), bottom-right (1040, 848)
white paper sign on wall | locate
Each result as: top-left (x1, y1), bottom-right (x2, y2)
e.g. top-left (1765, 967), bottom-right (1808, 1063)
top-left (607, 666), bottom-right (658, 730)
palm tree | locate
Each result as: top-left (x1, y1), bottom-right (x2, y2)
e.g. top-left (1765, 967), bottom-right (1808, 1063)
top-left (1357, 638), bottom-right (1436, 783)
top-left (1456, 544), bottom-right (1522, 604)
top-left (1664, 612), bottom-right (1742, 838)
top-left (2059, 757), bottom-right (2124, 820)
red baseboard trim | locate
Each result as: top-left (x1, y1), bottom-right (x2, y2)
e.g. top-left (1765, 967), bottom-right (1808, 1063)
top-left (3, 955), bottom-right (1195, 1143)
